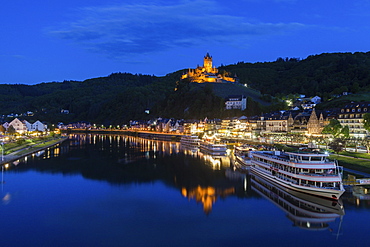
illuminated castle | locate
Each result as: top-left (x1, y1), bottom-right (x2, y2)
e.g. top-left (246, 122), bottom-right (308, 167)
top-left (181, 53), bottom-right (237, 83)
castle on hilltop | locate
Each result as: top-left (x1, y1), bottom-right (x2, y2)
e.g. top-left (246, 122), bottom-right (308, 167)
top-left (181, 53), bottom-right (237, 83)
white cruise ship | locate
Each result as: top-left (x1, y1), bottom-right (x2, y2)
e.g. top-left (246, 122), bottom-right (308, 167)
top-left (250, 150), bottom-right (345, 200)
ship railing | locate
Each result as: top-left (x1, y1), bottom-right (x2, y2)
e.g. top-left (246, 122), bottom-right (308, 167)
top-left (276, 175), bottom-right (298, 184)
top-left (297, 172), bottom-right (340, 177)
top-left (300, 183), bottom-right (340, 190)
top-left (255, 153), bottom-right (289, 163)
top-left (277, 175), bottom-right (339, 189)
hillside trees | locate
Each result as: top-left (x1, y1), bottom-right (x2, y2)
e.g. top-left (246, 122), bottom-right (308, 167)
top-left (222, 52), bottom-right (370, 97)
top-left (153, 82), bottom-right (225, 119)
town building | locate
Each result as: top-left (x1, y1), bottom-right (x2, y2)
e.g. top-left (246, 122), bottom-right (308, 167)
top-left (8, 118), bottom-right (29, 134)
top-left (264, 113), bottom-right (290, 133)
top-left (30, 120), bottom-right (48, 132)
top-left (225, 95), bottom-right (247, 110)
top-left (338, 102), bottom-right (370, 138)
top-left (306, 108), bottom-right (326, 135)
top-left (5, 118), bottom-right (48, 134)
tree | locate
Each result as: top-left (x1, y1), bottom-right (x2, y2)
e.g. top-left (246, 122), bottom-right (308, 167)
top-left (7, 125), bottom-right (16, 136)
top-left (340, 125), bottom-right (350, 139)
top-left (361, 136), bottom-right (370, 154)
top-left (340, 125), bottom-right (350, 151)
top-left (363, 113), bottom-right (370, 134)
top-left (322, 119), bottom-right (344, 138)
top-left (329, 138), bottom-right (345, 154)
top-left (0, 125), bottom-right (5, 134)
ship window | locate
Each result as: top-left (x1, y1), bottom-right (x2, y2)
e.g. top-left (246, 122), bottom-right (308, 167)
top-left (310, 156), bottom-right (322, 162)
top-left (302, 156), bottom-right (310, 161)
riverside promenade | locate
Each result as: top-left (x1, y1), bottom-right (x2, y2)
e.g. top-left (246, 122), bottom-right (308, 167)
top-left (67, 128), bottom-right (184, 141)
top-left (0, 137), bottom-right (68, 166)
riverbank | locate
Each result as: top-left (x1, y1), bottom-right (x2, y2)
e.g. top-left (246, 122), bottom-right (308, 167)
top-left (329, 152), bottom-right (370, 177)
top-left (0, 136), bottom-right (68, 165)
top-left (65, 128), bottom-right (184, 141)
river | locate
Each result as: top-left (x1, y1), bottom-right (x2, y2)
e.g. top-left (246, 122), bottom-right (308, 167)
top-left (0, 134), bottom-right (369, 247)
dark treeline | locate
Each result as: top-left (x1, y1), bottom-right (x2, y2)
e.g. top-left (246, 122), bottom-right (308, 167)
top-left (0, 72), bottom-right (180, 125)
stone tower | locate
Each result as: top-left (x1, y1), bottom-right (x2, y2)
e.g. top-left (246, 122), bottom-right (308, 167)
top-left (203, 53), bottom-right (213, 72)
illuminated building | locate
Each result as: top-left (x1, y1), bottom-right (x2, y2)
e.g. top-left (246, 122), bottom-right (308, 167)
top-left (181, 53), bottom-right (237, 83)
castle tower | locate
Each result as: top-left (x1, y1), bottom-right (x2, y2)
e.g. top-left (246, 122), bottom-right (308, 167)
top-left (203, 53), bottom-right (213, 72)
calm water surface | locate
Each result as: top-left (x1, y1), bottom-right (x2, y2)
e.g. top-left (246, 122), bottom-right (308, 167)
top-left (0, 134), bottom-right (369, 247)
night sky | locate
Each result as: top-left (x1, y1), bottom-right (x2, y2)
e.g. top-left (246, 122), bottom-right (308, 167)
top-left (1, 0), bottom-right (370, 84)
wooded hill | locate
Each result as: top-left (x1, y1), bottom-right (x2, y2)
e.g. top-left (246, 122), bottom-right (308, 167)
top-left (220, 51), bottom-right (370, 100)
top-left (0, 72), bottom-right (179, 125)
top-left (1, 51), bottom-right (370, 125)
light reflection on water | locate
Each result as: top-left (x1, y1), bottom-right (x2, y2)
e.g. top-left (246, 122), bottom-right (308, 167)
top-left (0, 134), bottom-right (369, 246)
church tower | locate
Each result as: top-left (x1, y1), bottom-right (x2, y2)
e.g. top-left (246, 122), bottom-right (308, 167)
top-left (307, 108), bottom-right (321, 134)
top-left (203, 53), bottom-right (213, 72)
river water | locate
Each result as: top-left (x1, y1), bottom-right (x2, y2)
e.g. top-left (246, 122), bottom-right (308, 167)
top-left (0, 134), bottom-right (369, 247)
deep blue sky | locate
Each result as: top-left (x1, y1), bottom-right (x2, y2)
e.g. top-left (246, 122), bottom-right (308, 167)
top-left (1, 0), bottom-right (370, 84)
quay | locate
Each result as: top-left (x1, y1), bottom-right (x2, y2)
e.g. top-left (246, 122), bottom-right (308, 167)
top-left (0, 137), bottom-right (68, 166)
top-left (66, 128), bottom-right (184, 141)
top-left (343, 174), bottom-right (370, 186)
top-left (135, 131), bottom-right (182, 141)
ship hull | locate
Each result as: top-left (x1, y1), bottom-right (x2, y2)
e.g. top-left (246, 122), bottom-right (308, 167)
top-left (250, 166), bottom-right (345, 200)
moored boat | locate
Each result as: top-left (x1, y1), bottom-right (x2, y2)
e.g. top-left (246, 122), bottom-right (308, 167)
top-left (180, 135), bottom-right (200, 146)
top-left (234, 145), bottom-right (254, 168)
top-left (199, 140), bottom-right (227, 156)
top-left (250, 150), bottom-right (345, 200)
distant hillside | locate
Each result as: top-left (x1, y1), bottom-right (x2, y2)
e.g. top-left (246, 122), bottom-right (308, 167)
top-left (0, 72), bottom-right (180, 125)
top-left (2, 51), bottom-right (370, 124)
top-left (151, 80), bottom-right (271, 119)
top-left (317, 91), bottom-right (370, 110)
top-left (220, 51), bottom-right (370, 100)
top-left (195, 82), bottom-right (269, 106)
